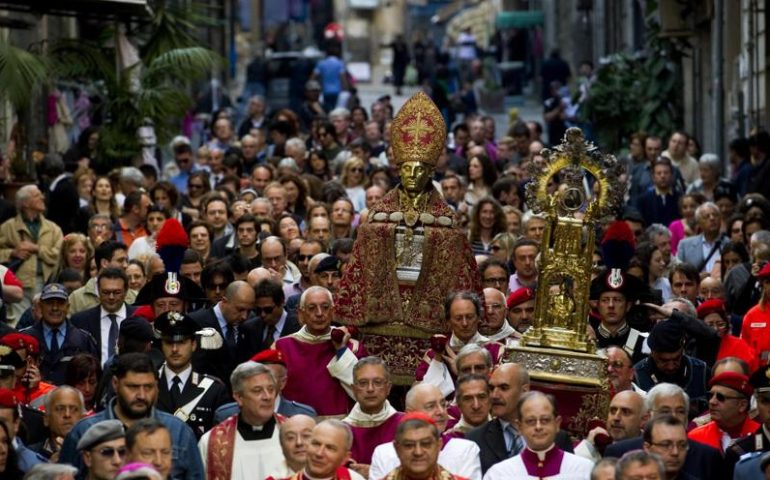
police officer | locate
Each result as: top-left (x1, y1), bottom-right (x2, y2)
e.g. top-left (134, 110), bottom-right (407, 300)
top-left (726, 364), bottom-right (770, 476)
top-left (589, 268), bottom-right (648, 363)
top-left (133, 272), bottom-right (207, 319)
top-left (154, 311), bottom-right (229, 439)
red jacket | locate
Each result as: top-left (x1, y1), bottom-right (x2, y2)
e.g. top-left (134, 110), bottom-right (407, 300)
top-left (688, 416), bottom-right (759, 452)
top-left (718, 334), bottom-right (759, 373)
top-left (741, 304), bottom-right (770, 366)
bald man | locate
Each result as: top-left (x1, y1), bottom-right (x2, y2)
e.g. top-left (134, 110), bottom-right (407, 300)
top-left (480, 288), bottom-right (517, 345)
top-left (575, 390), bottom-right (648, 462)
top-left (190, 281), bottom-right (263, 391)
top-left (466, 363), bottom-right (573, 473)
top-left (369, 383), bottom-right (482, 480)
top-left (268, 414), bottom-right (317, 477)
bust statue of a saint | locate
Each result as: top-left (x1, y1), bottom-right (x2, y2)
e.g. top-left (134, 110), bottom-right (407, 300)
top-left (335, 92), bottom-right (481, 383)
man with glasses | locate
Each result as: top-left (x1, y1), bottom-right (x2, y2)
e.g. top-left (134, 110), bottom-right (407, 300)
top-left (154, 312), bottom-right (229, 439)
top-left (78, 419), bottom-right (126, 480)
top-left (342, 357), bottom-right (403, 476)
top-left (677, 202), bottom-right (725, 275)
top-left (479, 259), bottom-right (510, 295)
top-left (643, 416), bottom-right (692, 480)
top-left (275, 286), bottom-right (365, 418)
top-left (483, 391), bottom-right (593, 480)
top-left (87, 214), bottom-right (113, 248)
top-left (253, 280), bottom-right (300, 352)
top-left (480, 288), bottom-right (517, 345)
top-left (317, 121), bottom-right (342, 163)
top-left (31, 386), bottom-right (85, 460)
top-left (72, 268), bottom-right (136, 367)
top-left (606, 346), bottom-right (645, 394)
top-left (69, 241), bottom-right (134, 316)
top-left (726, 365), bottom-right (770, 476)
top-left (688, 371), bottom-right (759, 452)
top-left (286, 240), bottom-right (323, 301)
top-left (261, 236), bottom-right (301, 286)
top-left (416, 292), bottom-right (502, 383)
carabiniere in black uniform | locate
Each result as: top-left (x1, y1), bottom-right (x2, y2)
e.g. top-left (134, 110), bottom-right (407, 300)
top-left (724, 365), bottom-right (770, 477)
top-left (154, 311), bottom-right (230, 439)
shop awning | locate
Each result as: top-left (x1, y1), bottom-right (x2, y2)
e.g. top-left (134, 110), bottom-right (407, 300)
top-left (496, 10), bottom-right (544, 29)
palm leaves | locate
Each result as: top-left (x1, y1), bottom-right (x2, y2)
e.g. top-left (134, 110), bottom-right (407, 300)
top-left (0, 40), bottom-right (48, 111)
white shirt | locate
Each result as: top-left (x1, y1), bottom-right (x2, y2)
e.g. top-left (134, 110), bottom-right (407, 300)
top-left (369, 437), bottom-right (482, 480)
top-left (198, 421), bottom-right (284, 480)
top-left (164, 365), bottom-right (192, 393)
top-left (100, 305), bottom-right (127, 366)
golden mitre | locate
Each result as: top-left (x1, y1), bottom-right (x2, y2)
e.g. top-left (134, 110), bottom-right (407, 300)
top-left (391, 91), bottom-right (446, 166)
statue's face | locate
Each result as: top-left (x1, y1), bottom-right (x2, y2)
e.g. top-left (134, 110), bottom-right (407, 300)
top-left (399, 161), bottom-right (433, 195)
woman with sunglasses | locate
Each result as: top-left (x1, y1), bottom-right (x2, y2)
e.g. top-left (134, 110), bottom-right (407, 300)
top-left (340, 157), bottom-right (368, 212)
top-left (181, 171), bottom-right (211, 220)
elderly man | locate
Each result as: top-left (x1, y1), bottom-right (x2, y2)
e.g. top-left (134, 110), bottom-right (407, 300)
top-left (58, 353), bottom-right (204, 480)
top-left (370, 383), bottom-right (481, 480)
top-left (213, 349), bottom-right (317, 423)
top-left (688, 371), bottom-right (759, 452)
top-left (190, 280), bottom-right (262, 391)
top-left (267, 414), bottom-right (317, 478)
top-left (444, 374), bottom-right (491, 438)
top-left (31, 386), bottom-right (85, 460)
top-left (677, 202), bottom-right (725, 275)
top-left (21, 283), bottom-right (98, 385)
top-left (261, 236), bottom-right (301, 285)
top-left (270, 419), bottom-right (365, 480)
top-left (0, 185), bottom-right (63, 310)
top-left (481, 288), bottom-right (517, 345)
top-left (386, 413), bottom-right (469, 480)
top-left (342, 357), bottom-right (403, 474)
top-left (725, 365), bottom-right (770, 475)
top-left (483, 392), bottom-right (593, 480)
top-left (643, 416), bottom-right (691, 480)
top-left (275, 286), bottom-right (366, 417)
top-left (575, 391), bottom-right (648, 462)
top-left (467, 363), bottom-right (572, 473)
top-left (199, 362), bottom-right (285, 480)
top-left (606, 346), bottom-right (645, 394)
top-left (605, 383), bottom-right (723, 480)
top-left (308, 216), bottom-right (332, 246)
top-left (126, 419), bottom-right (173, 480)
top-left (415, 292), bottom-right (502, 384)
top-left (506, 287), bottom-right (535, 335)
top-left (78, 420), bottom-right (126, 480)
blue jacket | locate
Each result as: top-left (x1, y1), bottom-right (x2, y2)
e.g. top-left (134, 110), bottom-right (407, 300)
top-left (59, 399), bottom-right (204, 480)
top-left (634, 355), bottom-right (708, 414)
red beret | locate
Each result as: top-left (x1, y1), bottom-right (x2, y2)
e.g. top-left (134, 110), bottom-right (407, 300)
top-left (400, 411), bottom-right (436, 426)
top-left (758, 262), bottom-right (770, 280)
top-left (507, 287), bottom-right (535, 309)
top-left (0, 332), bottom-right (40, 356)
top-left (696, 299), bottom-right (727, 320)
top-left (0, 387), bottom-right (18, 409)
top-left (709, 371), bottom-right (753, 397)
top-left (250, 349), bottom-right (286, 366)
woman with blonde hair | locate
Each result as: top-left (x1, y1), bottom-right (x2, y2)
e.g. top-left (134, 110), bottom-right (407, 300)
top-left (51, 233), bottom-right (93, 282)
top-left (490, 232), bottom-right (517, 271)
top-left (340, 157), bottom-right (368, 212)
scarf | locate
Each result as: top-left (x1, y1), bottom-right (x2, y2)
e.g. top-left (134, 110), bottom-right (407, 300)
top-left (343, 400), bottom-right (398, 427)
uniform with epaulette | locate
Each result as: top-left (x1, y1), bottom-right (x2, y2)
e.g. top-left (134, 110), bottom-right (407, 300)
top-left (154, 311), bottom-right (230, 439)
top-left (725, 364), bottom-right (770, 477)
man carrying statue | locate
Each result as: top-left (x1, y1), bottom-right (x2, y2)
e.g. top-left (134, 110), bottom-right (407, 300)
top-left (335, 92), bottom-right (482, 383)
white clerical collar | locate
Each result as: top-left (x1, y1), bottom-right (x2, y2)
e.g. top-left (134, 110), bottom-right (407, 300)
top-left (449, 332), bottom-right (489, 350)
top-left (293, 325), bottom-right (332, 343)
top-left (302, 471), bottom-right (334, 480)
top-left (486, 323), bottom-right (515, 342)
top-left (528, 443), bottom-right (555, 461)
top-left (343, 400), bottom-right (398, 427)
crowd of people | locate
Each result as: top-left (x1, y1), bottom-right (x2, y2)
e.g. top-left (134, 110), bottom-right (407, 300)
top-left (0, 61), bottom-right (770, 480)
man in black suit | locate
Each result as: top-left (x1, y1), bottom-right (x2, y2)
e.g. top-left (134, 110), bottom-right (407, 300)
top-left (190, 280), bottom-right (261, 390)
top-left (604, 382), bottom-right (723, 480)
top-left (466, 363), bottom-right (573, 474)
top-left (154, 311), bottom-right (229, 439)
top-left (43, 154), bottom-right (80, 235)
top-left (20, 283), bottom-right (97, 385)
top-left (253, 279), bottom-right (300, 352)
top-left (71, 268), bottom-right (136, 367)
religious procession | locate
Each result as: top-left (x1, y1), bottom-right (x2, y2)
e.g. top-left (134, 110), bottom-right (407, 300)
top-left (0, 1), bottom-right (768, 480)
